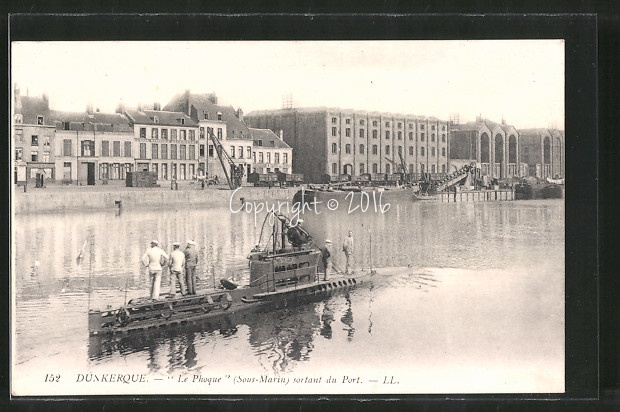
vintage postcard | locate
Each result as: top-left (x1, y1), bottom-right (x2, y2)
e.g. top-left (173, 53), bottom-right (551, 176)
top-left (11, 37), bottom-right (567, 396)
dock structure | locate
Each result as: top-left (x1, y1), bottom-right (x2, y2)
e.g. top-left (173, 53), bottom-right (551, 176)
top-left (437, 189), bottom-right (514, 203)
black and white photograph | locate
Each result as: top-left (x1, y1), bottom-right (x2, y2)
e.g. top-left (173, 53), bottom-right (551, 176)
top-left (10, 37), bottom-right (567, 396)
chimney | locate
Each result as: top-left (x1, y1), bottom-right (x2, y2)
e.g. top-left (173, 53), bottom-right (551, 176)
top-left (115, 100), bottom-right (126, 114)
top-left (137, 103), bottom-right (143, 112)
top-left (86, 103), bottom-right (93, 114)
top-left (184, 89), bottom-right (191, 115)
top-left (154, 102), bottom-right (161, 111)
top-left (207, 92), bottom-right (218, 104)
top-left (42, 93), bottom-right (49, 108)
top-left (236, 107), bottom-right (243, 121)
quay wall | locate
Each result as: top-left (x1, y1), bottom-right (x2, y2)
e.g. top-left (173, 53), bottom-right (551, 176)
top-left (12, 187), bottom-right (300, 214)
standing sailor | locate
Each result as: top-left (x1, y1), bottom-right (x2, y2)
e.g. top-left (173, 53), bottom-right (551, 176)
top-left (319, 239), bottom-right (332, 281)
top-left (168, 242), bottom-right (187, 296)
top-left (184, 240), bottom-right (199, 295)
top-left (141, 240), bottom-right (169, 300)
top-left (342, 230), bottom-right (354, 274)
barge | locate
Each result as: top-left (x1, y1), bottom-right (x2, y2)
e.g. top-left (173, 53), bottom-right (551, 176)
top-left (88, 212), bottom-right (371, 336)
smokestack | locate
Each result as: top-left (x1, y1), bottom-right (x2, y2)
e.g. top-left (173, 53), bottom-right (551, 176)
top-left (184, 89), bottom-right (191, 115)
top-left (236, 107), bottom-right (243, 121)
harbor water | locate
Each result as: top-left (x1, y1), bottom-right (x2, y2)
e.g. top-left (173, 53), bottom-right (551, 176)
top-left (12, 197), bottom-right (565, 395)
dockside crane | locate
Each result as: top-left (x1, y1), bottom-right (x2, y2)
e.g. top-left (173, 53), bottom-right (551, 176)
top-left (207, 128), bottom-right (244, 189)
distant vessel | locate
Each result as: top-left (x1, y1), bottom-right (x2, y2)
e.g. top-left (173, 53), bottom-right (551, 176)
top-left (88, 212), bottom-right (370, 336)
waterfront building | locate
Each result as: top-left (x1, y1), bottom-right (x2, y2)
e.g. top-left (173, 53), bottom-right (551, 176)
top-left (164, 91), bottom-right (254, 181)
top-left (248, 128), bottom-right (293, 174)
top-left (13, 88), bottom-right (56, 185)
top-left (449, 117), bottom-right (521, 180)
top-left (52, 108), bottom-right (135, 185)
top-left (124, 107), bottom-right (199, 181)
top-left (244, 108), bottom-right (450, 183)
top-left (518, 128), bottom-right (565, 179)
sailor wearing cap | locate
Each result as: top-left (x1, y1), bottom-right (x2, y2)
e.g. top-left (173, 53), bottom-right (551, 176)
top-left (184, 240), bottom-right (199, 295)
top-left (319, 239), bottom-right (332, 281)
top-left (168, 241), bottom-right (187, 296)
top-left (141, 239), bottom-right (169, 300)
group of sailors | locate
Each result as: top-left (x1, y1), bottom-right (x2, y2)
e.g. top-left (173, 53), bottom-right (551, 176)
top-left (141, 239), bottom-right (199, 300)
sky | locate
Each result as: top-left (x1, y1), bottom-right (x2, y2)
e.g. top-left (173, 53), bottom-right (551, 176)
top-left (11, 40), bottom-right (564, 129)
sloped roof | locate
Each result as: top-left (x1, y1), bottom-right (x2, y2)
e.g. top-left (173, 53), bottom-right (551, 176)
top-left (518, 128), bottom-right (552, 138)
top-left (125, 109), bottom-right (197, 127)
top-left (18, 96), bottom-right (49, 115)
top-left (249, 128), bottom-right (291, 149)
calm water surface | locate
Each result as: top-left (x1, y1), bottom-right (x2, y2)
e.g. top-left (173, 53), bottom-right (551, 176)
top-left (12, 198), bottom-right (564, 395)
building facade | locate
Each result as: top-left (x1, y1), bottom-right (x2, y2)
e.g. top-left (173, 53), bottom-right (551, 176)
top-left (249, 128), bottom-right (293, 174)
top-left (245, 108), bottom-right (450, 183)
top-left (164, 91), bottom-right (254, 181)
top-left (449, 118), bottom-right (521, 179)
top-left (518, 128), bottom-right (565, 179)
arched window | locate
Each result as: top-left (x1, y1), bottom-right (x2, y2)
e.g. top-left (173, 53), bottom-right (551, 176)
top-left (431, 147), bottom-right (435, 156)
top-left (332, 163), bottom-right (337, 174)
top-left (385, 131), bottom-right (390, 139)
top-left (331, 143), bottom-right (337, 154)
top-left (409, 147), bottom-right (414, 156)
top-left (345, 144), bottom-right (351, 154)
top-left (421, 147), bottom-right (425, 156)
top-left (359, 163), bottom-right (365, 174)
top-left (359, 144), bottom-right (365, 154)
top-left (386, 163), bottom-right (391, 174)
top-left (442, 148), bottom-right (446, 157)
top-left (385, 145), bottom-right (390, 155)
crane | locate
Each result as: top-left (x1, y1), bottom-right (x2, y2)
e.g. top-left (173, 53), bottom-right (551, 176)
top-left (207, 128), bottom-right (244, 190)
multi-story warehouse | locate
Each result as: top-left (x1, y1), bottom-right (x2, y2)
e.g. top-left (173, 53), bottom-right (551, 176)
top-left (518, 128), bottom-right (565, 179)
top-left (164, 91), bottom-right (254, 180)
top-left (248, 128), bottom-right (293, 174)
top-left (244, 108), bottom-right (450, 183)
top-left (449, 118), bottom-right (521, 180)
top-left (13, 88), bottom-right (56, 185)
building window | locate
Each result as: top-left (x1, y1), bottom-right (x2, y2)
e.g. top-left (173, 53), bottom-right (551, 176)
top-left (409, 132), bottom-right (413, 140)
top-left (398, 131), bottom-right (402, 140)
top-left (360, 163), bottom-right (365, 174)
top-left (217, 112), bottom-right (222, 121)
top-left (259, 152), bottom-right (264, 163)
top-left (113, 141), bottom-right (121, 157)
top-left (199, 127), bottom-right (205, 138)
top-left (385, 145), bottom-right (390, 155)
top-left (14, 114), bottom-right (23, 124)
top-left (42, 151), bottom-right (50, 162)
top-left (31, 135), bottom-right (39, 145)
top-left (217, 128), bottom-right (222, 139)
top-left (63, 139), bottom-right (72, 156)
top-left (204, 111), bottom-right (209, 120)
top-left (332, 117), bottom-right (337, 124)
top-left (332, 127), bottom-right (337, 137)
top-left (345, 128), bottom-right (351, 137)
top-left (102, 141), bottom-right (110, 157)
top-left (386, 164), bottom-right (391, 174)
top-left (360, 119), bottom-right (365, 126)
top-left (62, 121), bottom-right (70, 130)
top-left (82, 140), bottom-right (95, 157)
top-left (124, 141), bottom-right (132, 157)
top-left (345, 118), bottom-right (351, 125)
top-left (257, 139), bottom-right (263, 147)
top-left (275, 153), bottom-right (280, 163)
top-left (171, 129), bottom-right (177, 140)
top-left (170, 144), bottom-right (177, 160)
top-left (238, 146), bottom-right (243, 159)
top-left (283, 153), bottom-right (288, 164)
top-left (230, 146), bottom-right (235, 158)
top-left (431, 125), bottom-right (436, 131)
top-left (15, 148), bottom-right (22, 161)
top-left (409, 123), bottom-right (414, 129)
top-left (372, 145), bottom-right (378, 155)
top-left (199, 144), bottom-right (205, 157)
top-left (372, 163), bottom-right (378, 173)
top-left (189, 130), bottom-right (195, 141)
top-left (431, 133), bottom-right (435, 142)
top-left (397, 122), bottom-right (402, 129)
top-left (385, 121), bottom-right (390, 127)
top-left (442, 125), bottom-right (446, 131)
top-left (247, 146), bottom-right (251, 159)
top-left (442, 148), bottom-right (446, 157)
top-left (420, 124), bottom-right (425, 130)
top-left (161, 129), bottom-right (168, 139)
top-left (140, 128), bottom-right (147, 139)
top-left (359, 129), bottom-right (364, 138)
top-left (189, 145), bottom-right (196, 160)
top-left (384, 131), bottom-right (390, 140)
top-left (152, 128), bottom-right (158, 139)
top-left (421, 147), bottom-right (425, 156)
top-left (267, 153), bottom-right (271, 164)
top-left (208, 145), bottom-right (214, 157)
top-left (30, 151), bottom-right (38, 161)
top-left (332, 143), bottom-right (338, 154)
top-left (431, 164), bottom-right (436, 173)
top-left (180, 118), bottom-right (185, 125)
top-left (332, 163), bottom-right (337, 174)
top-left (421, 133), bottom-right (425, 142)
top-left (409, 146), bottom-right (414, 156)
top-left (359, 144), bottom-right (365, 154)
top-left (139, 143), bottom-right (146, 159)
top-left (152, 143), bottom-right (159, 159)
top-left (345, 144), bottom-right (351, 154)
top-left (180, 130), bottom-right (187, 140)
top-left (442, 134), bottom-right (446, 142)
top-left (372, 130), bottom-right (378, 139)
top-left (37, 116), bottom-right (44, 125)
top-left (161, 144), bottom-right (168, 159)
top-left (372, 120), bottom-right (378, 127)
top-left (15, 129), bottom-right (23, 142)
top-left (431, 147), bottom-right (436, 157)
